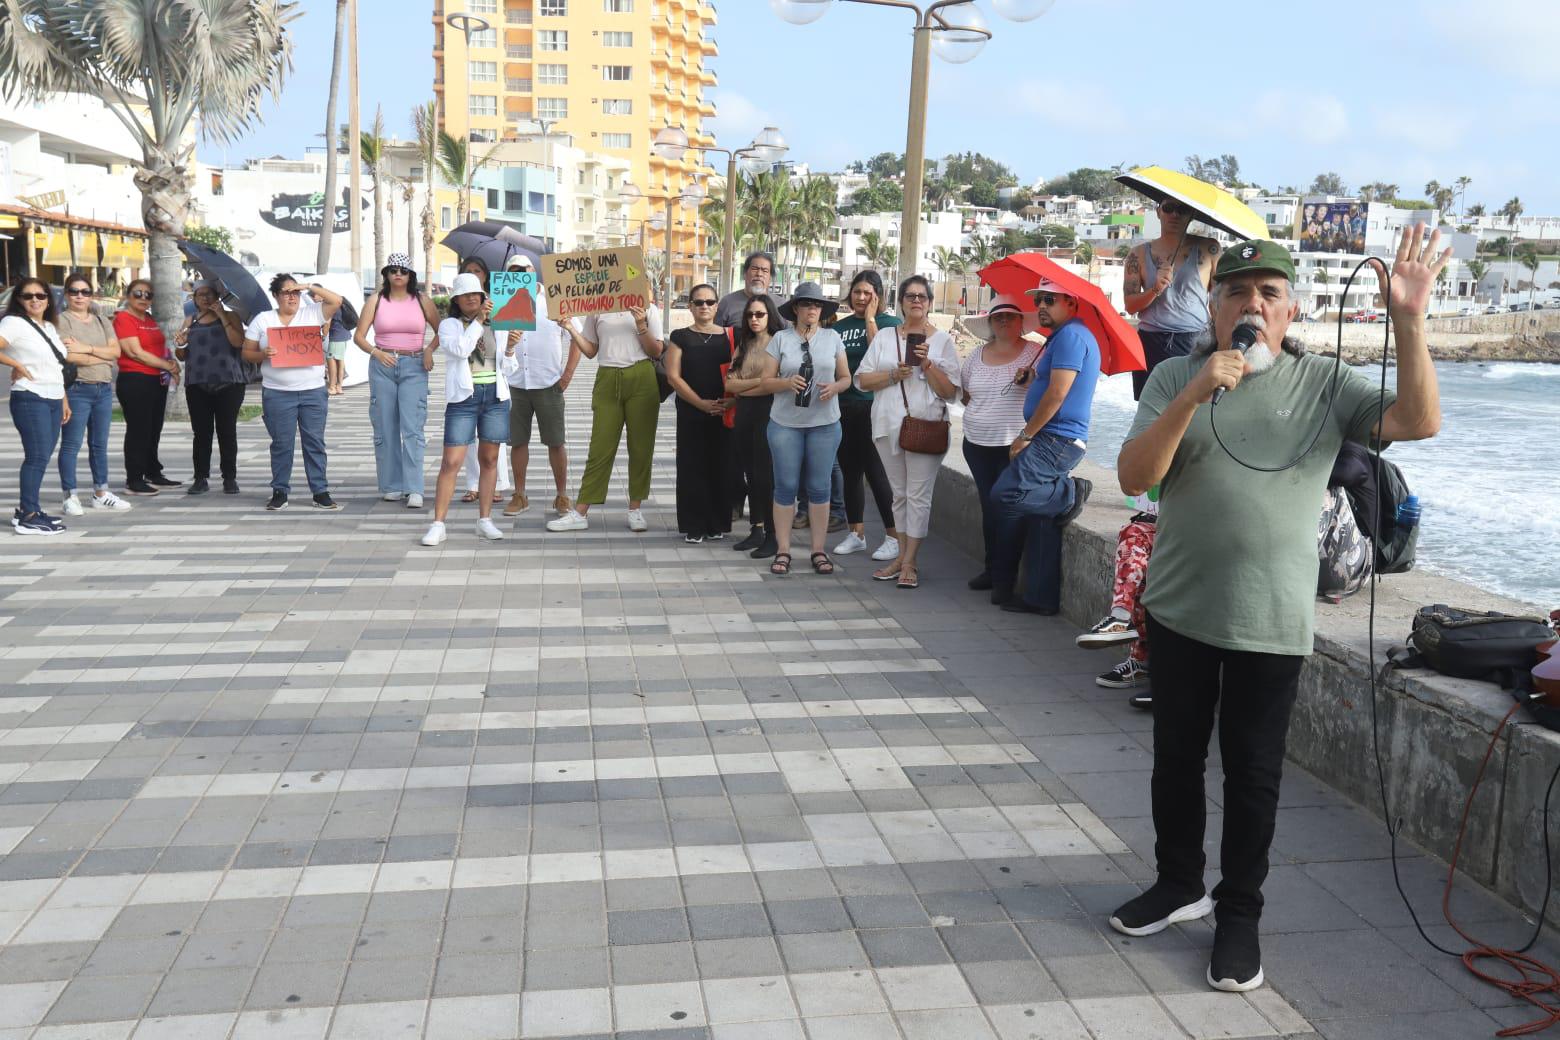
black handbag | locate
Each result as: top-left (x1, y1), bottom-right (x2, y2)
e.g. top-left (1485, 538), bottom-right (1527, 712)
top-left (1386, 604), bottom-right (1554, 686)
top-left (24, 315), bottom-right (76, 389)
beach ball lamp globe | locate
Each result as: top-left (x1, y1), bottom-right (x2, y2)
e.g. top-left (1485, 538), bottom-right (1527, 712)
top-left (931, 3), bottom-right (989, 64)
top-left (679, 182), bottom-right (707, 211)
top-left (652, 126), bottom-right (690, 163)
top-left (771, 0), bottom-right (831, 25)
top-left (738, 154), bottom-right (774, 177)
top-left (991, 0), bottom-right (1055, 21)
top-left (617, 177), bottom-right (644, 202)
top-left (751, 126), bottom-right (789, 163)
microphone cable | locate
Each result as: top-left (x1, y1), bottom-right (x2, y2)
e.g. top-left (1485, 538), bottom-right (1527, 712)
top-left (1203, 254), bottom-right (1560, 1035)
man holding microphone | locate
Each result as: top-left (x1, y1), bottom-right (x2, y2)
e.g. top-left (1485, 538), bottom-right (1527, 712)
top-left (1110, 228), bottom-right (1448, 992)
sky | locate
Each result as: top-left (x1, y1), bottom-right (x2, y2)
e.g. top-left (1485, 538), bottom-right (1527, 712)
top-left (207, 0), bottom-right (1560, 214)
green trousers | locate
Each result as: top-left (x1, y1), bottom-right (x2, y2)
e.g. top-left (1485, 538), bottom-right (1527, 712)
top-left (577, 360), bottom-right (660, 505)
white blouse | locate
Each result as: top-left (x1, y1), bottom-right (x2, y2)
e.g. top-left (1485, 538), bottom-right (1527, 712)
top-left (854, 326), bottom-right (960, 455)
top-left (579, 306), bottom-right (663, 369)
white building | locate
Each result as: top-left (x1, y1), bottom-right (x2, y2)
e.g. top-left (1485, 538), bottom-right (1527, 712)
top-left (821, 210), bottom-right (964, 297)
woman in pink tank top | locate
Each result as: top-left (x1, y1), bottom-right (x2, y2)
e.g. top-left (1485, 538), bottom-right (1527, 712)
top-left (354, 253), bottom-right (440, 506)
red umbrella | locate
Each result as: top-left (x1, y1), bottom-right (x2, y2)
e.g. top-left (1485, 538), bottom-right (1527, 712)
top-left (978, 254), bottom-right (1145, 375)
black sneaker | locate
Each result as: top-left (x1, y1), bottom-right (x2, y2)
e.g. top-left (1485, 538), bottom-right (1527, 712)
top-left (1208, 918), bottom-right (1264, 992)
top-left (1001, 600), bottom-right (1057, 616)
top-left (1097, 658), bottom-right (1150, 689)
top-left (187, 478), bottom-right (210, 496)
top-left (312, 493), bottom-right (342, 511)
top-left (733, 527), bottom-right (766, 552)
top-left (1108, 884), bottom-right (1213, 937)
top-left (147, 474), bottom-right (183, 488)
top-left (1055, 476), bottom-right (1093, 527)
top-left (967, 571), bottom-right (993, 591)
top-left (1129, 692), bottom-right (1154, 711)
top-left (1077, 614), bottom-right (1139, 649)
top-left (684, 533), bottom-right (705, 544)
top-left (749, 534), bottom-right (779, 559)
top-left (124, 479), bottom-right (160, 496)
top-left (223, 479), bottom-right (241, 495)
top-left (11, 508), bottom-right (21, 528)
top-left (13, 511), bottom-right (65, 536)
top-left (266, 491), bottom-right (289, 511)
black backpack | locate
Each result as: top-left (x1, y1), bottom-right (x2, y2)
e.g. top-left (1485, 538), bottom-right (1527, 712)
top-left (1331, 442), bottom-right (1419, 573)
top-left (1386, 605), bottom-right (1553, 687)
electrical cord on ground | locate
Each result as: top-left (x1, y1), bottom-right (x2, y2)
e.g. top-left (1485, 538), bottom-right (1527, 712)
top-left (1209, 257), bottom-right (1560, 1036)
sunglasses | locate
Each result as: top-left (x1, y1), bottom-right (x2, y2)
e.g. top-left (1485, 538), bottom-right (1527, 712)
top-left (386, 267), bottom-right (411, 276)
top-left (691, 298), bottom-right (717, 307)
top-left (130, 290), bottom-right (154, 300)
top-left (17, 292), bottom-right (48, 302)
top-left (1159, 201), bottom-right (1189, 216)
top-left (66, 287), bottom-right (93, 296)
top-left (900, 293), bottom-right (929, 303)
top-left (745, 311), bottom-right (767, 321)
top-left (277, 289), bottom-right (303, 298)
top-left (1032, 293), bottom-right (1064, 306)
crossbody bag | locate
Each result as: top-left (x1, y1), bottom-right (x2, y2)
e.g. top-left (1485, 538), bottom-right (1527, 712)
top-left (22, 316), bottom-right (76, 389)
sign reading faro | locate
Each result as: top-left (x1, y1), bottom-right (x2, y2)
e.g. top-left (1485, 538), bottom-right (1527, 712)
top-left (260, 190), bottom-right (366, 235)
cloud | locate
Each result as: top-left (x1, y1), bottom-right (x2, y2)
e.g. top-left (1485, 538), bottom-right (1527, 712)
top-left (1426, 0), bottom-right (1560, 86)
top-left (1009, 79), bottom-right (1128, 136)
top-left (706, 89), bottom-right (776, 144)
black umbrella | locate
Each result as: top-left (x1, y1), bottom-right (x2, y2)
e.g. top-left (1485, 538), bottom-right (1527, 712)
top-left (441, 220), bottom-right (546, 274)
top-left (178, 240), bottom-right (271, 324)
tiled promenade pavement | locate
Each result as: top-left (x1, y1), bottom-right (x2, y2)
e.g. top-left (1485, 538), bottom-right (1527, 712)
top-left (1, 360), bottom-right (1554, 1039)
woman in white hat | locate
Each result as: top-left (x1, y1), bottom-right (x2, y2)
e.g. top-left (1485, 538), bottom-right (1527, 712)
top-left (355, 252), bottom-right (439, 509)
top-left (957, 292), bottom-right (1043, 591)
top-left (420, 273), bottom-right (520, 545)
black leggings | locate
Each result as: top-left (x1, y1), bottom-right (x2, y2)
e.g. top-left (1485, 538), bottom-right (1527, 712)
top-left (187, 382), bottom-right (247, 481)
top-left (732, 394), bottom-right (773, 529)
top-left (116, 371), bottom-right (168, 484)
top-left (838, 398), bottom-right (894, 528)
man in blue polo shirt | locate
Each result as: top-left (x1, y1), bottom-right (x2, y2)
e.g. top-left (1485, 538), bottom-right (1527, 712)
top-left (988, 279), bottom-right (1100, 613)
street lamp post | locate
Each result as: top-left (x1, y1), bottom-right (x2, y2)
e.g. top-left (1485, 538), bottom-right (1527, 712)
top-left (773, 0), bottom-right (1051, 280)
top-left (617, 177), bottom-right (704, 313)
top-left (445, 11), bottom-right (493, 226)
top-left (651, 125), bottom-right (788, 296)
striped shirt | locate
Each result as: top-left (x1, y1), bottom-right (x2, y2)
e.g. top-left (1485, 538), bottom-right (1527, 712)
top-left (958, 342), bottom-right (1043, 446)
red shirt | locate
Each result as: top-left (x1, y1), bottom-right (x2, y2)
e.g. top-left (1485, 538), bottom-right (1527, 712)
top-left (113, 310), bottom-right (167, 376)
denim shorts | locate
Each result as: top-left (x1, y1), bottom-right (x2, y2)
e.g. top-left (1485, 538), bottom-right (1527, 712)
top-left (443, 382), bottom-right (511, 446)
top-left (767, 420), bottom-right (842, 507)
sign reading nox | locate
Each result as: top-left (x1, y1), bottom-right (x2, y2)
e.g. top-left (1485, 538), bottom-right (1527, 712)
top-left (542, 246), bottom-right (651, 321)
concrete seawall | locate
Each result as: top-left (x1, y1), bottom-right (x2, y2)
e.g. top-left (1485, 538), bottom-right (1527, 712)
top-left (933, 441), bottom-right (1560, 927)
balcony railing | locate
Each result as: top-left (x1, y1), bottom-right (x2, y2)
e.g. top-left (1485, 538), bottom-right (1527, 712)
top-left (506, 78), bottom-right (532, 92)
top-left (506, 45), bottom-right (531, 59)
top-left (506, 9), bottom-right (532, 24)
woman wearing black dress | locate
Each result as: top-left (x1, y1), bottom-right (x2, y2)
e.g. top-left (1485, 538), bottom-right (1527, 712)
top-left (664, 283), bottom-right (734, 543)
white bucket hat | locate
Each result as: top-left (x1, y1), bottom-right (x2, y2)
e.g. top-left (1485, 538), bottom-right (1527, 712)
top-left (449, 272), bottom-right (485, 299)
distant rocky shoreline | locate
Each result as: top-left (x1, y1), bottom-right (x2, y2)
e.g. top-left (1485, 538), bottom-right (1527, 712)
top-left (1322, 332), bottom-right (1560, 366)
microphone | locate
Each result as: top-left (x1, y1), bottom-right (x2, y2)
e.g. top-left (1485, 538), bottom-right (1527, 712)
top-left (1210, 323), bottom-right (1261, 405)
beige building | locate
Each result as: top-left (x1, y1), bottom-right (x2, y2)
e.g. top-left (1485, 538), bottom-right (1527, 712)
top-left (433, 0), bottom-right (718, 296)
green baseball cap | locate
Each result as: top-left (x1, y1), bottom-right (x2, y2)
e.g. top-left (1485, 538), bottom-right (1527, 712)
top-left (1214, 240), bottom-right (1296, 283)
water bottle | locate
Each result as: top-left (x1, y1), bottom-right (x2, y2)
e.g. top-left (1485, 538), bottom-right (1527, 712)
top-left (1395, 494), bottom-right (1421, 529)
top-left (795, 343), bottom-right (814, 408)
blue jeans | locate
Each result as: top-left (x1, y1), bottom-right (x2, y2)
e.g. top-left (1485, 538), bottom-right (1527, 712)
top-left (962, 439), bottom-right (1012, 575)
top-left (9, 389), bottom-right (63, 516)
top-left (830, 460), bottom-right (845, 521)
top-left (261, 386), bottom-right (329, 494)
top-left (443, 382), bottom-right (510, 446)
top-left (369, 353), bottom-right (429, 495)
top-left (989, 432), bottom-right (1086, 609)
top-left (58, 381), bottom-right (113, 494)
top-left (767, 421), bottom-right (842, 507)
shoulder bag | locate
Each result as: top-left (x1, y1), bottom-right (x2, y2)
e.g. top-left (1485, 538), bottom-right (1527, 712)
top-left (23, 316), bottom-right (76, 389)
top-left (895, 327), bottom-right (949, 455)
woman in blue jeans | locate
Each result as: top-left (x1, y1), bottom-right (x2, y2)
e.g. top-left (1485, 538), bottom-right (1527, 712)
top-left (355, 252), bottom-right (439, 509)
top-left (0, 277), bottom-right (72, 535)
top-left (754, 282), bottom-right (852, 576)
top-left (55, 272), bottom-right (132, 514)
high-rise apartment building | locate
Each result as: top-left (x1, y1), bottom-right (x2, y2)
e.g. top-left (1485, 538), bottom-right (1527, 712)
top-left (433, 0), bottom-right (718, 296)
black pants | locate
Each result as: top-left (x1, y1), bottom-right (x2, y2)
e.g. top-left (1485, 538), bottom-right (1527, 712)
top-left (961, 439), bottom-right (1010, 575)
top-left (116, 372), bottom-right (168, 484)
top-left (1146, 611), bottom-right (1304, 923)
top-left (1131, 330), bottom-right (1201, 400)
top-left (186, 382), bottom-right (247, 481)
top-left (674, 402), bottom-right (733, 538)
top-left (732, 394), bottom-right (773, 530)
top-left (838, 398), bottom-right (894, 528)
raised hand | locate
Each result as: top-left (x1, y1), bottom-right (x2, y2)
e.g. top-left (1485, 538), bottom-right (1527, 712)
top-left (1372, 223), bottom-right (1452, 318)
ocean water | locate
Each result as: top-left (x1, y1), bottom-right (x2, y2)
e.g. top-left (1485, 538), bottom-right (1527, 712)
top-left (1080, 360), bottom-right (1560, 610)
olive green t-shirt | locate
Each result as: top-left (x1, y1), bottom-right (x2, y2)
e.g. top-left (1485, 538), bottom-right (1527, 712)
top-left (1128, 351), bottom-right (1397, 656)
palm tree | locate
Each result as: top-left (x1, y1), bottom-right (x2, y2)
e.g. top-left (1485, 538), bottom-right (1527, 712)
top-left (790, 177), bottom-right (837, 284)
top-left (1426, 182), bottom-right (1454, 219)
top-left (859, 229), bottom-right (888, 271)
top-left (931, 245), bottom-right (963, 310)
top-left (1465, 259), bottom-right (1489, 300)
top-left (1518, 245), bottom-right (1540, 308)
top-left (436, 131), bottom-right (496, 227)
top-left (1467, 203), bottom-right (1486, 218)
top-left (317, 0), bottom-right (347, 273)
top-left (1454, 176), bottom-right (1472, 218)
top-left (1500, 197), bottom-right (1524, 230)
top-left (412, 101), bottom-right (439, 278)
top-left (0, 0), bottom-right (294, 338)
top-left (359, 106), bottom-right (388, 279)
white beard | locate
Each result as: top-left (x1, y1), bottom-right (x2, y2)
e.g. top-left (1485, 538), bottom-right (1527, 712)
top-left (1243, 339), bottom-right (1278, 374)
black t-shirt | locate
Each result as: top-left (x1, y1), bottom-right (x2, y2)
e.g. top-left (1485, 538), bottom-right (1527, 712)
top-left (670, 327), bottom-right (734, 404)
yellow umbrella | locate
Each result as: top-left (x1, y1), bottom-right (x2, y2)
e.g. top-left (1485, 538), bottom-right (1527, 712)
top-left (1115, 166), bottom-right (1271, 241)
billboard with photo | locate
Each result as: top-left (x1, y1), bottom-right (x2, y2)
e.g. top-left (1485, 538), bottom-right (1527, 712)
top-left (1299, 200), bottom-right (1366, 254)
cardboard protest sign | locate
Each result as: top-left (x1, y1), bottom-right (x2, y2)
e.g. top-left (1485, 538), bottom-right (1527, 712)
top-left (270, 324), bottom-right (325, 368)
top-left (490, 271), bottom-right (538, 331)
top-left (542, 246), bottom-right (652, 322)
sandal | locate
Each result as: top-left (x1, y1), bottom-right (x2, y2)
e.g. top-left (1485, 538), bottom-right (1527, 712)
top-left (810, 552), bottom-right (835, 575)
top-left (770, 552), bottom-right (792, 576)
top-left (897, 566), bottom-right (920, 590)
top-left (461, 490), bottom-right (479, 503)
top-left (872, 563), bottom-right (903, 582)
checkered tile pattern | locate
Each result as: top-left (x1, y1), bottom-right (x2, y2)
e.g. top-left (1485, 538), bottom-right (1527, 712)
top-left (0, 359), bottom-right (1545, 1039)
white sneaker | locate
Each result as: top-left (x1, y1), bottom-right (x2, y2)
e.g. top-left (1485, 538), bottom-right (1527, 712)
top-left (92, 491), bottom-right (131, 511)
top-left (61, 495), bottom-right (84, 517)
top-left (406, 494), bottom-right (424, 510)
top-left (420, 521), bottom-right (446, 546)
top-left (476, 517), bottom-right (504, 540)
top-left (872, 536), bottom-right (901, 561)
top-left (547, 509), bottom-right (589, 532)
top-left (626, 509), bottom-right (648, 532)
top-left (833, 531), bottom-right (867, 555)
top-left (383, 492), bottom-right (405, 502)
